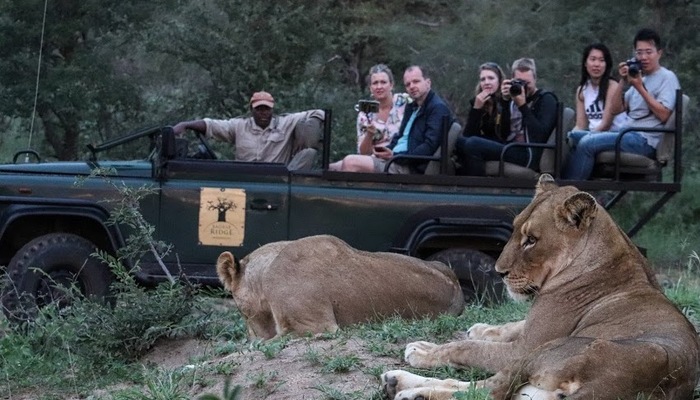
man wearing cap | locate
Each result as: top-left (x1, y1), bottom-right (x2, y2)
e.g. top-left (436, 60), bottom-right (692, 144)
top-left (173, 91), bottom-right (324, 169)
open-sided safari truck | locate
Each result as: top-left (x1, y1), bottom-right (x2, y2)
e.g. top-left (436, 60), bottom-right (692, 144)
top-left (0, 90), bottom-right (688, 320)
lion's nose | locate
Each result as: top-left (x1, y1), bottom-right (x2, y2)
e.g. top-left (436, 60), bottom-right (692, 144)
top-left (498, 271), bottom-right (508, 278)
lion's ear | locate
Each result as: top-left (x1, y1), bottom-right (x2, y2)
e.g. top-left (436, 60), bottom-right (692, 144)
top-left (216, 251), bottom-right (242, 291)
top-left (555, 192), bottom-right (597, 231)
top-left (535, 174), bottom-right (558, 196)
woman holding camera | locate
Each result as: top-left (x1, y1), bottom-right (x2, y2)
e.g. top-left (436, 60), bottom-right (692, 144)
top-left (454, 58), bottom-right (558, 176)
top-left (329, 64), bottom-right (408, 171)
top-left (355, 64), bottom-right (409, 155)
top-left (567, 43), bottom-right (627, 148)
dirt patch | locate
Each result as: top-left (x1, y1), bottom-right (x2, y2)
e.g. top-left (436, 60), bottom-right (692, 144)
top-left (141, 334), bottom-right (401, 399)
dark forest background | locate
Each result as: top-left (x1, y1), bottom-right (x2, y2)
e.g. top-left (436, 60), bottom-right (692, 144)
top-left (1, 0), bottom-right (699, 261)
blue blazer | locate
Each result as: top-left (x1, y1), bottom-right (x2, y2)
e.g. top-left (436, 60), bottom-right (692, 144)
top-left (389, 90), bottom-right (452, 173)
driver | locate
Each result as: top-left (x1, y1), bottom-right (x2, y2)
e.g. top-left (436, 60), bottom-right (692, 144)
top-left (173, 91), bottom-right (324, 169)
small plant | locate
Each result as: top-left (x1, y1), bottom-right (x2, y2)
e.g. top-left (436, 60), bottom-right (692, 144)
top-left (303, 346), bottom-right (322, 365)
top-left (247, 370), bottom-right (284, 395)
top-left (198, 377), bottom-right (242, 400)
top-left (251, 337), bottom-right (287, 359)
top-left (321, 354), bottom-right (361, 373)
top-left (112, 368), bottom-right (189, 400)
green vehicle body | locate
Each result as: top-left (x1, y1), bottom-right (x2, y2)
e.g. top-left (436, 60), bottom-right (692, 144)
top-left (0, 114), bottom-right (683, 318)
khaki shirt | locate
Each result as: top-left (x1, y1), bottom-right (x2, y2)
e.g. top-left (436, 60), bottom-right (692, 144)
top-left (204, 110), bottom-right (324, 163)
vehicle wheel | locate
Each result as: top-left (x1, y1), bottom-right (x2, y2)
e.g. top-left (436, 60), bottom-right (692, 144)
top-left (1, 233), bottom-right (114, 322)
top-left (427, 248), bottom-right (505, 304)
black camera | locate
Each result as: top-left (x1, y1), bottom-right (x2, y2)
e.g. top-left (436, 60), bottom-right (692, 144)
top-left (626, 57), bottom-right (642, 77)
top-left (509, 79), bottom-right (527, 96)
top-left (355, 100), bottom-right (379, 114)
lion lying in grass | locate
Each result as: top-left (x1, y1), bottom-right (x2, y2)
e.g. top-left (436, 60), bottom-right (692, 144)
top-left (382, 174), bottom-right (700, 400)
top-left (216, 234), bottom-right (465, 340)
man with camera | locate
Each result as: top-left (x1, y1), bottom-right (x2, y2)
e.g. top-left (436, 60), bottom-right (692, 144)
top-left (563, 28), bottom-right (680, 180)
top-left (455, 58), bottom-right (558, 176)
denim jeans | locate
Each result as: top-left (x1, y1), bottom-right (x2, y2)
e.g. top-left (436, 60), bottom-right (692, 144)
top-left (567, 129), bottom-right (590, 148)
top-left (454, 136), bottom-right (532, 176)
top-left (563, 131), bottom-right (656, 180)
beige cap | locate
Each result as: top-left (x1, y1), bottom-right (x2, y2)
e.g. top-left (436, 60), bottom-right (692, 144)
top-left (249, 91), bottom-right (275, 108)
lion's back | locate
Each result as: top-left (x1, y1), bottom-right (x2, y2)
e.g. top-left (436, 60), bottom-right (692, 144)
top-left (260, 235), bottom-right (465, 323)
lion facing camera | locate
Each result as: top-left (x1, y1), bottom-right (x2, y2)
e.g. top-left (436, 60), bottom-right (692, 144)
top-left (382, 174), bottom-right (700, 400)
top-left (216, 234), bottom-right (465, 340)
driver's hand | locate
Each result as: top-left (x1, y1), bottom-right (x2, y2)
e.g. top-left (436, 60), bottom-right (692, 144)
top-left (173, 123), bottom-right (186, 136)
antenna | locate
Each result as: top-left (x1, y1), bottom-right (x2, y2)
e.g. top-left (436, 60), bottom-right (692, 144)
top-left (26, 0), bottom-right (49, 162)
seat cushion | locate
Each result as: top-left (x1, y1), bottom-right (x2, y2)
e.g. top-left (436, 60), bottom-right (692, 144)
top-left (484, 161), bottom-right (539, 179)
top-left (595, 151), bottom-right (657, 168)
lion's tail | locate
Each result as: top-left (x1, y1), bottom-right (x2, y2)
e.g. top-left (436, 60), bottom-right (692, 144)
top-left (216, 251), bottom-right (241, 292)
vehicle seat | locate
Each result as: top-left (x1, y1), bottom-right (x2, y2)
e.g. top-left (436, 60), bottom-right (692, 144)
top-left (591, 91), bottom-right (689, 181)
top-left (424, 121), bottom-right (462, 175)
top-left (483, 104), bottom-right (574, 179)
top-left (288, 116), bottom-right (323, 170)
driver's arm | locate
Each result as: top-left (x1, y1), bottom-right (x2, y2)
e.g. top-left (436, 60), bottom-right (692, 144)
top-left (173, 120), bottom-right (206, 136)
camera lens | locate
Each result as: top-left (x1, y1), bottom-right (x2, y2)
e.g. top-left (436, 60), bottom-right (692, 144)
top-left (628, 65), bottom-right (640, 77)
top-left (509, 83), bottom-right (522, 96)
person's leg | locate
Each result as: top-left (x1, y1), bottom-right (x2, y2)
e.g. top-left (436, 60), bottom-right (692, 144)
top-left (567, 130), bottom-right (589, 148)
top-left (334, 154), bottom-right (376, 172)
top-left (287, 148), bottom-right (317, 170)
top-left (563, 131), bottom-right (654, 180)
top-left (328, 160), bottom-right (342, 171)
top-left (455, 136), bottom-right (529, 176)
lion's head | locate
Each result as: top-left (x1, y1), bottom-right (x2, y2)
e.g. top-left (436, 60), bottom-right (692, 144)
top-left (495, 174), bottom-right (654, 301)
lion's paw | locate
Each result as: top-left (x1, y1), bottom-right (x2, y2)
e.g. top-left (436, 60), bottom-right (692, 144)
top-left (404, 341), bottom-right (440, 368)
top-left (466, 323), bottom-right (498, 340)
top-left (381, 370), bottom-right (401, 399)
top-left (382, 370), bottom-right (444, 399)
top-left (467, 321), bottom-right (524, 342)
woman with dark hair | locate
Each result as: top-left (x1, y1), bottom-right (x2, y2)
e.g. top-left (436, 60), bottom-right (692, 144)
top-left (568, 43), bottom-right (627, 147)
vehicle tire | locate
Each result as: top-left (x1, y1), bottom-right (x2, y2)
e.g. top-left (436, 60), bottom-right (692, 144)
top-left (1, 233), bottom-right (114, 322)
top-left (426, 248), bottom-right (505, 304)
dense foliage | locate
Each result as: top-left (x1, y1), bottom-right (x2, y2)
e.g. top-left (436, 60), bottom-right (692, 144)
top-left (0, 0), bottom-right (698, 163)
top-left (1, 1), bottom-right (699, 260)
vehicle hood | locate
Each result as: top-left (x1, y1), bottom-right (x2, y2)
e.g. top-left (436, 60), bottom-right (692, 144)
top-left (0, 160), bottom-right (153, 178)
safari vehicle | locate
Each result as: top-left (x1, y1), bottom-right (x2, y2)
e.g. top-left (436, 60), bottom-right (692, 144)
top-left (0, 91), bottom-right (688, 320)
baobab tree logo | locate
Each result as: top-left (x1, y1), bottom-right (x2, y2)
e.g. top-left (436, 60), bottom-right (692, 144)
top-left (208, 197), bottom-right (236, 222)
top-left (199, 188), bottom-right (246, 246)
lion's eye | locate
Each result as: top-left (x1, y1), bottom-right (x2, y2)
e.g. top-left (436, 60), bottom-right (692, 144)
top-left (523, 235), bottom-right (537, 248)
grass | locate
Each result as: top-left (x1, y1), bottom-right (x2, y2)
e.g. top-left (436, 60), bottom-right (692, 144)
top-left (1, 265), bottom-right (699, 399)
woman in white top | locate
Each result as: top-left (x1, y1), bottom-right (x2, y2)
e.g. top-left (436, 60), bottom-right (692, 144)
top-left (354, 64), bottom-right (408, 155)
top-left (329, 64), bottom-right (408, 171)
top-left (569, 43), bottom-right (627, 147)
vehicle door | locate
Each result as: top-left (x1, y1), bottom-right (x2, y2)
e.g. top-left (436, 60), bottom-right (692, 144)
top-left (156, 159), bottom-right (290, 281)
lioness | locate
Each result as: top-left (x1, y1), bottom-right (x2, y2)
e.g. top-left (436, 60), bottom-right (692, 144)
top-left (382, 175), bottom-right (699, 400)
top-left (216, 234), bottom-right (465, 340)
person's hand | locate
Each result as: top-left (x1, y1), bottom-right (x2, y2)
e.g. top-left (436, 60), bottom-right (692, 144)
top-left (501, 79), bottom-right (511, 100)
top-left (474, 89), bottom-right (493, 109)
top-left (364, 124), bottom-right (378, 139)
top-left (618, 61), bottom-right (643, 88)
top-left (173, 123), bottom-right (186, 136)
top-left (373, 146), bottom-right (393, 160)
top-left (512, 90), bottom-right (526, 107)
